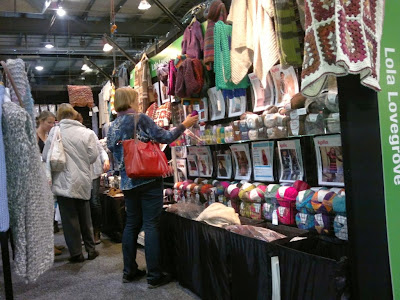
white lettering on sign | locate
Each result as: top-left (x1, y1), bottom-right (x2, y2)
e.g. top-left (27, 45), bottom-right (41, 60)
top-left (385, 48), bottom-right (400, 185)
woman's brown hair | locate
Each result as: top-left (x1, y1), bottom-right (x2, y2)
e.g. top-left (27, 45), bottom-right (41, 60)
top-left (114, 87), bottom-right (139, 112)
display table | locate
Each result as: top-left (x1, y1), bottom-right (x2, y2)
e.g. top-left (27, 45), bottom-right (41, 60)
top-left (160, 211), bottom-right (349, 300)
top-left (100, 191), bottom-right (126, 243)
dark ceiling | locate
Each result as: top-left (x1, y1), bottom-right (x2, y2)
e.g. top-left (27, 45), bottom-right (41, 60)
top-left (0, 0), bottom-right (205, 91)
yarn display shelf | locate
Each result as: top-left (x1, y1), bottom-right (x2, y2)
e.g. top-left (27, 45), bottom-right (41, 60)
top-left (175, 131), bottom-right (342, 147)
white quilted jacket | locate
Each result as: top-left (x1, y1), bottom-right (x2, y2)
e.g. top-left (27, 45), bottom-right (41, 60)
top-left (43, 119), bottom-right (98, 200)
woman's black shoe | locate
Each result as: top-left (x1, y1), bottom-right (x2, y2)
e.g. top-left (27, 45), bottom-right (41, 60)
top-left (147, 274), bottom-right (172, 289)
top-left (122, 269), bottom-right (147, 283)
top-left (68, 254), bottom-right (84, 263)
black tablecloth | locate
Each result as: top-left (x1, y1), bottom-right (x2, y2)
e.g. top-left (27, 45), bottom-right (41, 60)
top-left (160, 212), bottom-right (349, 300)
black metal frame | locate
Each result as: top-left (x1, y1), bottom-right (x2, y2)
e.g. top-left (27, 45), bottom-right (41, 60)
top-left (338, 75), bottom-right (393, 299)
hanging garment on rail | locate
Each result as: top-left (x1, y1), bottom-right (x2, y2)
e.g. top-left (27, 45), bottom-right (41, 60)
top-left (2, 101), bottom-right (54, 282)
top-left (67, 85), bottom-right (95, 108)
top-left (182, 20), bottom-right (204, 59)
top-left (134, 55), bottom-right (155, 113)
top-left (0, 84), bottom-right (9, 232)
top-left (5, 59), bottom-right (35, 127)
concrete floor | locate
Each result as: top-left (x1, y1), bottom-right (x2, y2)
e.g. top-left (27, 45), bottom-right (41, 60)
top-left (0, 231), bottom-right (200, 300)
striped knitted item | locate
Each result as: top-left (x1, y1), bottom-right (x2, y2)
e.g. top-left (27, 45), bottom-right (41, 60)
top-left (204, 0), bottom-right (227, 70)
top-left (273, 0), bottom-right (303, 67)
top-left (0, 84), bottom-right (9, 232)
top-left (214, 21), bottom-right (250, 91)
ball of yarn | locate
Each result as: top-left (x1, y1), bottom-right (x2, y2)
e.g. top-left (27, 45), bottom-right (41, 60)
top-left (263, 113), bottom-right (277, 128)
top-left (238, 183), bottom-right (256, 200)
top-left (215, 185), bottom-right (225, 196)
top-left (276, 186), bottom-right (298, 207)
top-left (212, 180), bottom-right (221, 187)
top-left (334, 215), bottom-right (348, 240)
top-left (265, 184), bottom-right (281, 203)
top-left (293, 180), bottom-right (311, 192)
top-left (226, 183), bottom-right (240, 200)
top-left (262, 202), bottom-right (274, 220)
top-left (311, 190), bottom-right (336, 214)
top-left (257, 184), bottom-right (268, 193)
top-left (314, 213), bottom-right (334, 235)
top-left (295, 212), bottom-right (315, 230)
top-left (278, 206), bottom-right (296, 225)
top-left (164, 188), bottom-right (173, 196)
top-left (248, 187), bottom-right (265, 203)
top-left (296, 189), bottom-right (315, 214)
top-left (332, 193), bottom-right (346, 214)
top-left (220, 181), bottom-right (231, 189)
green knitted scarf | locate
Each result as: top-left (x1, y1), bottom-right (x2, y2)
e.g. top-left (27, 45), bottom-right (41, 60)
top-left (214, 21), bottom-right (249, 90)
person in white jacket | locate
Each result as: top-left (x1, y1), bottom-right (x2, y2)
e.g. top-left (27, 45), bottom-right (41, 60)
top-left (76, 113), bottom-right (110, 245)
top-left (43, 104), bottom-right (99, 263)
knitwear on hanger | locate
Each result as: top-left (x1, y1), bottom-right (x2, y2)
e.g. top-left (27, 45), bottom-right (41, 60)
top-left (226, 0), bottom-right (255, 85)
top-left (182, 20), bottom-right (204, 59)
top-left (301, 0), bottom-right (384, 97)
top-left (2, 101), bottom-right (54, 282)
top-left (204, 0), bottom-right (227, 70)
top-left (0, 84), bottom-right (9, 232)
top-left (214, 21), bottom-right (249, 91)
top-left (253, 0), bottom-right (280, 88)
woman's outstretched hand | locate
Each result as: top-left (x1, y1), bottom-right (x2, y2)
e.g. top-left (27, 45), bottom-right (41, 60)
top-left (182, 115), bottom-right (199, 128)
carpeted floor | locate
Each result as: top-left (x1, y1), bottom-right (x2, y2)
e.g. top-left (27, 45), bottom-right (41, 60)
top-left (0, 231), bottom-right (200, 300)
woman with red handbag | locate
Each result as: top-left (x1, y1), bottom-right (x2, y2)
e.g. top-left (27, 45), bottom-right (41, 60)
top-left (107, 87), bottom-right (198, 288)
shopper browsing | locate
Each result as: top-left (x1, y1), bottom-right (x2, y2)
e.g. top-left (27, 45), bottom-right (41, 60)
top-left (42, 104), bottom-right (99, 263)
top-left (107, 87), bottom-right (198, 288)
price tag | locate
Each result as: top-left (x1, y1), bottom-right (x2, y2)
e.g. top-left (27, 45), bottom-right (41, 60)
top-left (92, 106), bottom-right (99, 113)
top-left (290, 120), bottom-right (300, 136)
top-left (297, 108), bottom-right (307, 115)
top-left (308, 114), bottom-right (318, 122)
top-left (89, 111), bottom-right (93, 116)
top-left (272, 209), bottom-right (278, 225)
top-left (290, 110), bottom-right (299, 120)
top-left (217, 99), bottom-right (222, 111)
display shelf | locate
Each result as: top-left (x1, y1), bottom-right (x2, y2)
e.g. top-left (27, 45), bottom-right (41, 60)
top-left (172, 131), bottom-right (341, 148)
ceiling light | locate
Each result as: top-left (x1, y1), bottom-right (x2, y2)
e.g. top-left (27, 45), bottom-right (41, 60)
top-left (81, 64), bottom-right (89, 71)
top-left (103, 43), bottom-right (113, 52)
top-left (35, 66), bottom-right (44, 71)
top-left (45, 43), bottom-right (54, 49)
top-left (45, 0), bottom-right (51, 9)
top-left (138, 0), bottom-right (151, 10)
top-left (57, 7), bottom-right (66, 17)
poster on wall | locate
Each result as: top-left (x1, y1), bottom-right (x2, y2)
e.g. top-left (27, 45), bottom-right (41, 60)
top-left (314, 135), bottom-right (344, 186)
top-left (270, 65), bottom-right (299, 106)
top-left (230, 144), bottom-right (252, 180)
top-left (216, 153), bottom-right (232, 179)
top-left (249, 73), bottom-right (275, 112)
top-left (176, 159), bottom-right (188, 182)
top-left (153, 82), bottom-right (162, 106)
top-left (208, 87), bottom-right (226, 121)
top-left (277, 139), bottom-right (304, 183)
top-left (251, 141), bottom-right (275, 182)
top-left (187, 154), bottom-right (199, 177)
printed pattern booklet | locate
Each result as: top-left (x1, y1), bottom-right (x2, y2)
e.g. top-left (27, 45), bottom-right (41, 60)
top-left (251, 141), bottom-right (275, 182)
top-left (277, 139), bottom-right (304, 183)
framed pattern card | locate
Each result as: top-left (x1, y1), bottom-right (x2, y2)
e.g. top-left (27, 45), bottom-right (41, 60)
top-left (176, 159), bottom-right (188, 182)
top-left (251, 141), bottom-right (275, 182)
top-left (278, 139), bottom-right (304, 183)
top-left (314, 135), bottom-right (344, 186)
top-left (270, 65), bottom-right (299, 106)
top-left (216, 153), bottom-right (233, 179)
top-left (208, 87), bottom-right (226, 121)
top-left (230, 144), bottom-right (252, 180)
top-left (187, 154), bottom-right (199, 177)
top-left (249, 73), bottom-right (275, 112)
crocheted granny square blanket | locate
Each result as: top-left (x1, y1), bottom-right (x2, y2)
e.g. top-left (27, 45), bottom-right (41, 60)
top-left (301, 0), bottom-right (385, 97)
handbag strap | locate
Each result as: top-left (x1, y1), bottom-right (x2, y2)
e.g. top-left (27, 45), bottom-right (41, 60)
top-left (133, 112), bottom-right (139, 142)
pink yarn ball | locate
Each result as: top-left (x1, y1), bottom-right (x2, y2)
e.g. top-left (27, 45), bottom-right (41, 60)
top-left (276, 186), bottom-right (298, 207)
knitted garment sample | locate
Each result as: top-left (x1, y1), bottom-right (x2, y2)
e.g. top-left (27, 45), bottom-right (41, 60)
top-left (167, 60), bottom-right (177, 96)
top-left (134, 58), bottom-right (155, 113)
top-left (0, 85), bottom-right (9, 232)
top-left (204, 0), bottom-right (227, 69)
top-left (253, 0), bottom-right (280, 88)
top-left (181, 20), bottom-right (204, 59)
top-left (227, 0), bottom-right (255, 85)
top-left (214, 21), bottom-right (250, 91)
top-left (6, 59), bottom-right (35, 128)
top-left (67, 85), bottom-right (95, 108)
top-left (175, 58), bottom-right (204, 98)
top-left (2, 101), bottom-right (54, 282)
top-left (273, 0), bottom-right (304, 68)
top-left (301, 0), bottom-right (385, 97)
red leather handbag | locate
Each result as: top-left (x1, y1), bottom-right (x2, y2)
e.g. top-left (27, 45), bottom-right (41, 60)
top-left (123, 113), bottom-right (170, 178)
